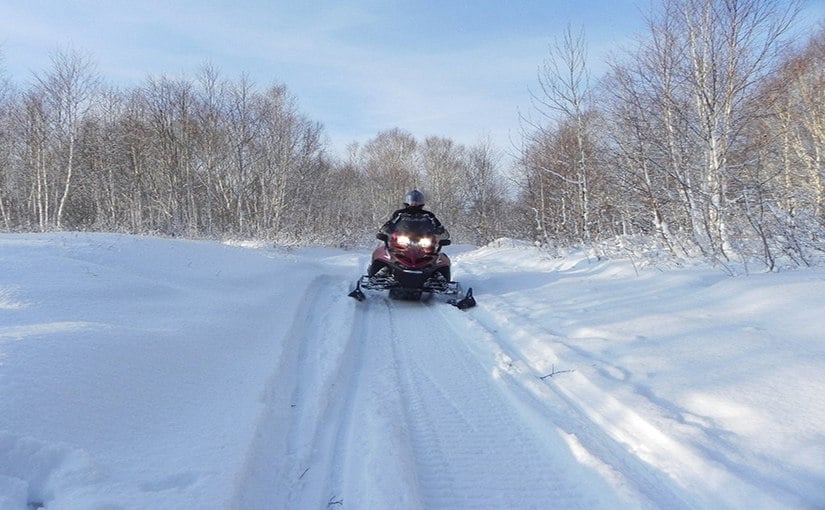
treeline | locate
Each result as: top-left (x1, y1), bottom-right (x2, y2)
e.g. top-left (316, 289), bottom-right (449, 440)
top-left (519, 0), bottom-right (824, 267)
top-left (1, 0), bottom-right (823, 267)
top-left (0, 56), bottom-right (508, 246)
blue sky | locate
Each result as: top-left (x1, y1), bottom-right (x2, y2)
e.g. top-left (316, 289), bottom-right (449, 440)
top-left (1, 1), bottom-right (822, 161)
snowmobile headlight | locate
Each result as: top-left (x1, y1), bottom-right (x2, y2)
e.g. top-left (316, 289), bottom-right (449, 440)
top-left (418, 236), bottom-right (434, 249)
top-left (396, 234), bottom-right (411, 247)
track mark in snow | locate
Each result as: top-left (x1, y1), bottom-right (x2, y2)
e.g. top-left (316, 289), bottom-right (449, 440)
top-left (383, 301), bottom-right (618, 509)
top-left (463, 294), bottom-right (789, 509)
top-left (332, 299), bottom-right (426, 509)
top-left (230, 274), bottom-right (365, 509)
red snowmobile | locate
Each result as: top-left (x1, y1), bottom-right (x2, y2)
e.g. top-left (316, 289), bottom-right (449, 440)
top-left (348, 213), bottom-right (475, 309)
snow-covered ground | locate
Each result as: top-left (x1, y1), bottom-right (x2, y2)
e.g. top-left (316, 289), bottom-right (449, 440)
top-left (0, 232), bottom-right (823, 510)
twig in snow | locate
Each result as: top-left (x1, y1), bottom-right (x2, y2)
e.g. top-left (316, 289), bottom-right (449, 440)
top-left (298, 467), bottom-right (310, 480)
top-left (328, 496), bottom-right (343, 506)
top-left (538, 364), bottom-right (574, 379)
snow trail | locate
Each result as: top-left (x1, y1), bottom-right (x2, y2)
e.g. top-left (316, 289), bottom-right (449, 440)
top-left (231, 274), bottom-right (364, 509)
top-left (359, 298), bottom-right (626, 509)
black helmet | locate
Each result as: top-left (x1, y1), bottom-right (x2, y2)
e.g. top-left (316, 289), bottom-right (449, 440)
top-left (404, 189), bottom-right (425, 207)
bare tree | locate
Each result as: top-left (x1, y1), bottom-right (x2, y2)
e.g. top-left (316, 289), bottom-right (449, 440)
top-left (74, 85), bottom-right (127, 229)
top-left (465, 138), bottom-right (507, 244)
top-left (33, 48), bottom-right (99, 229)
top-left (254, 83), bottom-right (326, 238)
top-left (358, 128), bottom-right (420, 224)
top-left (419, 136), bottom-right (467, 231)
top-left (600, 0), bottom-right (802, 263)
top-left (741, 24), bottom-right (825, 266)
top-left (602, 22), bottom-right (690, 254)
top-left (0, 50), bottom-right (15, 229)
top-left (521, 24), bottom-right (597, 244)
top-left (692, 0), bottom-right (794, 255)
top-left (194, 63), bottom-right (230, 236)
top-left (782, 26), bottom-right (825, 219)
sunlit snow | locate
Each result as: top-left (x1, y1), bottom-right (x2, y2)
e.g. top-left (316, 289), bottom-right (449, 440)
top-left (1, 233), bottom-right (823, 509)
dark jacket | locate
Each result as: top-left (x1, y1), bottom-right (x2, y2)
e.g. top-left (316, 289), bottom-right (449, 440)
top-left (379, 205), bottom-right (448, 238)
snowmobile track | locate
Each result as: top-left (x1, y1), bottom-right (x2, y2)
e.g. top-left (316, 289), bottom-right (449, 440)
top-left (230, 274), bottom-right (366, 509)
top-left (382, 299), bottom-right (613, 509)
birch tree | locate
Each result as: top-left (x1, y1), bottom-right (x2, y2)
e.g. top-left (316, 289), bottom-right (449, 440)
top-left (0, 56), bottom-right (14, 229)
top-left (668, 0), bottom-right (797, 258)
top-left (522, 24), bottom-right (597, 244)
top-left (602, 0), bottom-right (800, 261)
top-left (33, 48), bottom-right (99, 229)
top-left (194, 64), bottom-right (230, 236)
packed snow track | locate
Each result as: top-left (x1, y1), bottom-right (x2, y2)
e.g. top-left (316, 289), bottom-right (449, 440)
top-left (233, 285), bottom-right (619, 509)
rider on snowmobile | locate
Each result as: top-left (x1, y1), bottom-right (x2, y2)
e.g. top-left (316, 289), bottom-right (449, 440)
top-left (351, 189), bottom-right (474, 309)
top-left (379, 189), bottom-right (449, 239)
top-left (368, 190), bottom-right (450, 278)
